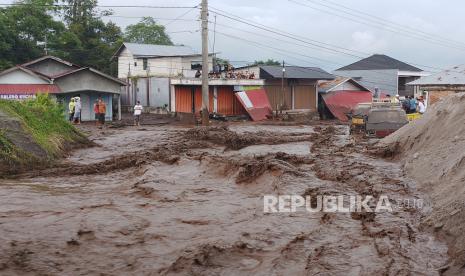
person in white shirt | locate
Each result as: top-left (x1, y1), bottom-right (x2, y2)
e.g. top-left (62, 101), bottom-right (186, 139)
top-left (133, 101), bottom-right (143, 126)
top-left (73, 96), bottom-right (82, 124)
top-left (418, 98), bottom-right (426, 114)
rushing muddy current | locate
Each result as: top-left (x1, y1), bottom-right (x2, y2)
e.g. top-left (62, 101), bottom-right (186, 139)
top-left (0, 123), bottom-right (449, 275)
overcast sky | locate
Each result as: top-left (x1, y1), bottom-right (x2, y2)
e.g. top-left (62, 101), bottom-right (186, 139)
top-left (16, 0), bottom-right (465, 72)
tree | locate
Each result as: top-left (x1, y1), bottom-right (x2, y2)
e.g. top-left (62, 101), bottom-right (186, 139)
top-left (124, 17), bottom-right (173, 45)
top-left (59, 0), bottom-right (123, 73)
top-left (0, 0), bottom-right (66, 70)
top-left (253, 59), bottom-right (281, 66)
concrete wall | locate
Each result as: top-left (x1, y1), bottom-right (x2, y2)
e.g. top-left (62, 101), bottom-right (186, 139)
top-left (334, 69), bottom-right (398, 96)
top-left (117, 47), bottom-right (213, 78)
top-left (55, 70), bottom-right (122, 94)
top-left (0, 70), bottom-right (48, 84)
top-left (122, 77), bottom-right (171, 108)
top-left (26, 59), bottom-right (78, 77)
top-left (417, 85), bottom-right (465, 105)
top-left (151, 78), bottom-right (170, 108)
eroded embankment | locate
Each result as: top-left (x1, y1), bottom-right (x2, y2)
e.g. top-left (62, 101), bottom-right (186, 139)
top-left (0, 124), bottom-right (449, 275)
top-left (0, 98), bottom-right (89, 177)
top-left (376, 93), bottom-right (465, 275)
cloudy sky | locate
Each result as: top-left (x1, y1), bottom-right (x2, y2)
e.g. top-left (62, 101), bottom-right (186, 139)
top-left (21, 0), bottom-right (465, 72)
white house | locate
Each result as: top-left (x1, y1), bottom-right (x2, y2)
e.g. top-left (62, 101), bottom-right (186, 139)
top-left (113, 42), bottom-right (213, 79)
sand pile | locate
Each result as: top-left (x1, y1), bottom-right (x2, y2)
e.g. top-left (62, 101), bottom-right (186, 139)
top-left (377, 93), bottom-right (465, 274)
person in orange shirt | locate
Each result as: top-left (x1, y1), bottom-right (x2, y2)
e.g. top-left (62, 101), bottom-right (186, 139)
top-left (93, 100), bottom-right (100, 126)
top-left (98, 97), bottom-right (106, 126)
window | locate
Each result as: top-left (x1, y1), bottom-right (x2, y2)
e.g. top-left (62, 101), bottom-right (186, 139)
top-left (191, 61), bottom-right (202, 70)
top-left (143, 58), bottom-right (148, 70)
top-left (134, 61), bottom-right (137, 67)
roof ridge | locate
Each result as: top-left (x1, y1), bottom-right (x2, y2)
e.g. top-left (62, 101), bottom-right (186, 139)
top-left (335, 54), bottom-right (422, 72)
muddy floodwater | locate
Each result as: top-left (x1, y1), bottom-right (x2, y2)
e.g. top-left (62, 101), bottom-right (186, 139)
top-left (0, 123), bottom-right (449, 275)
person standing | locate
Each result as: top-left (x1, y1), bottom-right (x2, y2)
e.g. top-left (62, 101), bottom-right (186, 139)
top-left (409, 96), bottom-right (417, 114)
top-left (93, 100), bottom-right (100, 126)
top-left (133, 101), bottom-right (143, 126)
top-left (98, 97), bottom-right (106, 126)
top-left (73, 97), bottom-right (81, 125)
top-left (418, 97), bottom-right (426, 114)
top-left (68, 98), bottom-right (75, 122)
top-left (402, 97), bottom-right (411, 114)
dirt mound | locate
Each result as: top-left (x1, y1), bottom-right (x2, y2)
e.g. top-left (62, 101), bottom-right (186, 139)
top-left (203, 152), bottom-right (314, 183)
top-left (377, 93), bottom-right (465, 274)
top-left (15, 140), bottom-right (210, 178)
top-left (185, 126), bottom-right (314, 150)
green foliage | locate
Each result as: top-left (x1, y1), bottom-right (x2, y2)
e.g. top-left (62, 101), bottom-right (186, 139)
top-left (124, 17), bottom-right (173, 45)
top-left (0, 94), bottom-right (85, 157)
top-left (214, 57), bottom-right (230, 67)
top-left (253, 59), bottom-right (282, 66)
top-left (0, 0), bottom-right (66, 70)
top-left (0, 0), bottom-right (123, 74)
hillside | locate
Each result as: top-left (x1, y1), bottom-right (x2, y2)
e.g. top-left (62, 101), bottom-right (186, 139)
top-left (0, 95), bottom-right (89, 176)
top-left (378, 93), bottom-right (465, 275)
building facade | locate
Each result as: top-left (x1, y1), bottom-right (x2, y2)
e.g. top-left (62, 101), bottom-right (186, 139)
top-left (408, 64), bottom-right (465, 106)
top-left (114, 42), bottom-right (213, 79)
top-left (233, 65), bottom-right (334, 111)
top-left (334, 54), bottom-right (429, 97)
top-left (0, 56), bottom-right (126, 121)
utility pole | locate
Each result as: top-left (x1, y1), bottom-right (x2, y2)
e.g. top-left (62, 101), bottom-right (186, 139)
top-left (201, 0), bottom-right (210, 125)
top-left (281, 60), bottom-right (286, 114)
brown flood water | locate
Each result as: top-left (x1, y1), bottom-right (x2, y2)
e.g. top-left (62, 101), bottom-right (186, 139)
top-left (0, 123), bottom-right (449, 275)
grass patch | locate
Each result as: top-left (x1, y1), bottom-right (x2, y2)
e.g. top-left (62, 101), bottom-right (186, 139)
top-left (0, 94), bottom-right (88, 175)
top-left (0, 94), bottom-right (86, 158)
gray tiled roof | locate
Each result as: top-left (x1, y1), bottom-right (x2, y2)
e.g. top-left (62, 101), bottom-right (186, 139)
top-left (408, 64), bottom-right (465, 85)
top-left (260, 66), bottom-right (334, 80)
top-left (123, 42), bottom-right (200, 57)
top-left (335, 54), bottom-right (422, 72)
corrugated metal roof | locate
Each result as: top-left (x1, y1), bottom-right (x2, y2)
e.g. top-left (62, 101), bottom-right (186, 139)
top-left (408, 64), bottom-right (465, 85)
top-left (335, 54), bottom-right (422, 72)
top-left (0, 84), bottom-right (61, 95)
top-left (260, 66), bottom-right (334, 80)
top-left (53, 67), bottom-right (127, 86)
top-left (123, 42), bottom-right (200, 57)
top-left (318, 77), bottom-right (371, 93)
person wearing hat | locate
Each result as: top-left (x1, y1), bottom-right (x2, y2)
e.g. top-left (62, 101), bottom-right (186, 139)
top-left (68, 98), bottom-right (75, 122)
top-left (73, 97), bottom-right (82, 125)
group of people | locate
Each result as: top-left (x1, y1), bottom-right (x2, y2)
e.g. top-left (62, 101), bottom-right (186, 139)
top-left (93, 98), bottom-right (107, 126)
top-left (204, 70), bottom-right (256, 79)
top-left (194, 66), bottom-right (256, 80)
top-left (384, 94), bottom-right (426, 114)
top-left (68, 97), bottom-right (81, 124)
top-left (67, 96), bottom-right (107, 125)
top-left (401, 95), bottom-right (426, 114)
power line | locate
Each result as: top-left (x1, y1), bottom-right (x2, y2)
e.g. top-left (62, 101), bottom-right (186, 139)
top-left (102, 15), bottom-right (199, 22)
top-left (209, 6), bottom-right (459, 73)
top-left (0, 3), bottom-right (198, 8)
top-left (290, 0), bottom-right (465, 52)
top-left (164, 4), bottom-right (200, 27)
top-left (315, 0), bottom-right (465, 49)
top-left (209, 6), bottom-right (366, 58)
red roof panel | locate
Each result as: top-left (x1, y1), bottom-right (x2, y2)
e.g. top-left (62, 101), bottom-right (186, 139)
top-left (0, 84), bottom-right (61, 95)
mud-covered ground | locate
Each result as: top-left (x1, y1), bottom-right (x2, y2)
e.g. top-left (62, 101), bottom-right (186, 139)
top-left (0, 122), bottom-right (450, 275)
